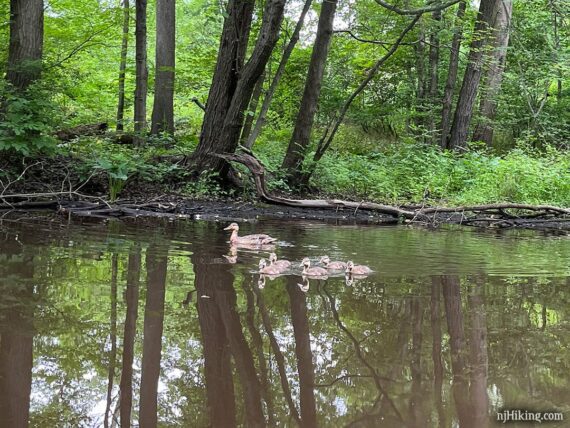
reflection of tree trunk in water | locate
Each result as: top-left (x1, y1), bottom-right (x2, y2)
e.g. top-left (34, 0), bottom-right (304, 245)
top-left (120, 246), bottom-right (141, 428)
top-left (323, 286), bottom-right (403, 423)
top-left (409, 298), bottom-right (424, 427)
top-left (195, 261), bottom-right (236, 428)
top-left (468, 279), bottom-right (488, 428)
top-left (441, 276), bottom-right (470, 426)
top-left (252, 281), bottom-right (301, 424)
top-left (286, 279), bottom-right (317, 428)
top-left (0, 255), bottom-right (34, 428)
top-left (216, 278), bottom-right (265, 427)
top-left (430, 277), bottom-right (445, 428)
top-left (243, 280), bottom-right (275, 426)
top-left (139, 246), bottom-right (168, 427)
top-left (104, 254), bottom-right (119, 428)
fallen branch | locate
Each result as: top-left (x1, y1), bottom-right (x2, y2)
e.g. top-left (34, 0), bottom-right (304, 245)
top-left (215, 152), bottom-right (570, 226)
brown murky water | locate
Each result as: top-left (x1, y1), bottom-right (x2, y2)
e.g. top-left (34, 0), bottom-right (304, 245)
top-left (0, 216), bottom-right (569, 427)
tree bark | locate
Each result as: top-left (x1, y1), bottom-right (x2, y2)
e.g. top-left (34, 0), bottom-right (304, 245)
top-left (134, 0), bottom-right (148, 137)
top-left (120, 246), bottom-right (141, 428)
top-left (245, 0), bottom-right (313, 149)
top-left (190, 0), bottom-right (285, 182)
top-left (414, 20), bottom-right (427, 136)
top-left (150, 0), bottom-right (176, 135)
top-left (281, 0), bottom-right (338, 186)
top-left (472, 0), bottom-right (512, 145)
top-left (116, 0), bottom-right (130, 131)
top-left (440, 0), bottom-right (466, 149)
top-left (240, 72), bottom-right (265, 146)
top-left (447, 0), bottom-right (497, 150)
top-left (138, 245), bottom-right (168, 428)
top-left (427, 10), bottom-right (441, 143)
top-left (6, 0), bottom-right (44, 91)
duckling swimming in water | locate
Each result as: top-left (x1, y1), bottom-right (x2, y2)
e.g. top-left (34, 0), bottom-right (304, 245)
top-left (300, 258), bottom-right (328, 278)
top-left (345, 261), bottom-right (373, 275)
top-left (258, 258), bottom-right (284, 275)
top-left (224, 223), bottom-right (277, 245)
top-left (319, 255), bottom-right (347, 271)
top-left (269, 253), bottom-right (291, 271)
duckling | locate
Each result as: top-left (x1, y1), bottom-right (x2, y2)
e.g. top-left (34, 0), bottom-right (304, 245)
top-left (258, 258), bottom-right (284, 275)
top-left (300, 258), bottom-right (328, 278)
top-left (297, 276), bottom-right (310, 293)
top-left (345, 261), bottom-right (373, 275)
top-left (320, 255), bottom-right (347, 271)
top-left (224, 223), bottom-right (277, 245)
top-left (269, 253), bottom-right (291, 271)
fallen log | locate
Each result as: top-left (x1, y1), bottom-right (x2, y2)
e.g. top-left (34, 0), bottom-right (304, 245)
top-left (55, 123), bottom-right (108, 141)
top-left (215, 151), bottom-right (570, 224)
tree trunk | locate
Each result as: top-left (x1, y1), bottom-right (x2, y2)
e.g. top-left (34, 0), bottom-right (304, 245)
top-left (440, 0), bottom-right (466, 149)
top-left (427, 10), bottom-right (441, 144)
top-left (414, 20), bottom-right (427, 137)
top-left (116, 0), bottom-right (130, 131)
top-left (245, 0), bottom-right (313, 149)
top-left (240, 72), bottom-right (265, 146)
top-left (447, 0), bottom-right (497, 150)
top-left (138, 245), bottom-right (168, 428)
top-left (150, 0), bottom-right (176, 135)
top-left (281, 0), bottom-right (338, 186)
top-left (120, 246), bottom-right (141, 428)
top-left (472, 0), bottom-right (512, 145)
top-left (6, 0), bottom-right (44, 91)
top-left (189, 0), bottom-right (256, 173)
top-left (190, 0), bottom-right (286, 181)
top-left (134, 0), bottom-right (148, 136)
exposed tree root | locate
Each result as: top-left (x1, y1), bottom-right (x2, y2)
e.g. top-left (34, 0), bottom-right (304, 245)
top-left (215, 151), bottom-right (570, 228)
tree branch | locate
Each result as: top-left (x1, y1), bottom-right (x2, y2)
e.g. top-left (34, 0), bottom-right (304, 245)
top-left (374, 0), bottom-right (461, 15)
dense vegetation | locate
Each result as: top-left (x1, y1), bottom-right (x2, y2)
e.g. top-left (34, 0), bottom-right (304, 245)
top-left (0, 0), bottom-right (568, 206)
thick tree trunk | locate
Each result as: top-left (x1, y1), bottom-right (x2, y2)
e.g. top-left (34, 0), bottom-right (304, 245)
top-left (189, 0), bottom-right (256, 172)
top-left (440, 0), bottom-right (466, 149)
top-left (120, 247), bottom-right (141, 428)
top-left (447, 0), bottom-right (497, 150)
top-left (6, 0), bottom-right (44, 91)
top-left (134, 0), bottom-right (148, 136)
top-left (427, 10), bottom-right (441, 143)
top-left (472, 0), bottom-right (512, 145)
top-left (116, 0), bottom-right (130, 131)
top-left (190, 0), bottom-right (286, 181)
top-left (151, 0), bottom-right (176, 135)
top-left (245, 0), bottom-right (313, 149)
top-left (138, 246), bottom-right (168, 428)
top-left (281, 0), bottom-right (338, 186)
top-left (240, 72), bottom-right (265, 146)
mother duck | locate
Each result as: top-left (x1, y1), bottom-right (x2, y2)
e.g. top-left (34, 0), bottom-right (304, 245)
top-left (224, 223), bottom-right (277, 245)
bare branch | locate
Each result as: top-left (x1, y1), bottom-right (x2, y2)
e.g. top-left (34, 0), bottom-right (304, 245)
top-left (374, 0), bottom-right (461, 15)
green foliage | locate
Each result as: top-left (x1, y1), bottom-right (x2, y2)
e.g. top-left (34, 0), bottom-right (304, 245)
top-left (0, 82), bottom-right (57, 156)
top-left (182, 169), bottom-right (228, 199)
top-left (309, 140), bottom-right (570, 206)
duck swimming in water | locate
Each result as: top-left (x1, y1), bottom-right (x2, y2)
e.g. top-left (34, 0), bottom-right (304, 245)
top-left (320, 255), bottom-right (347, 271)
top-left (269, 253), bottom-right (291, 271)
top-left (300, 258), bottom-right (328, 278)
top-left (224, 223), bottom-right (277, 245)
top-left (345, 261), bottom-right (373, 275)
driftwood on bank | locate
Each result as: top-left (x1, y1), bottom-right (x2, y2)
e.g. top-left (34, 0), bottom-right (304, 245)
top-left (215, 151), bottom-right (570, 227)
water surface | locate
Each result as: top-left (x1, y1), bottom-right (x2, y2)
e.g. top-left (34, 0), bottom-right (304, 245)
top-left (0, 216), bottom-right (569, 427)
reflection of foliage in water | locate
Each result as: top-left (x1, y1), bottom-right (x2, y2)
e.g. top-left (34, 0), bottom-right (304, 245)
top-left (0, 218), bottom-right (569, 426)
